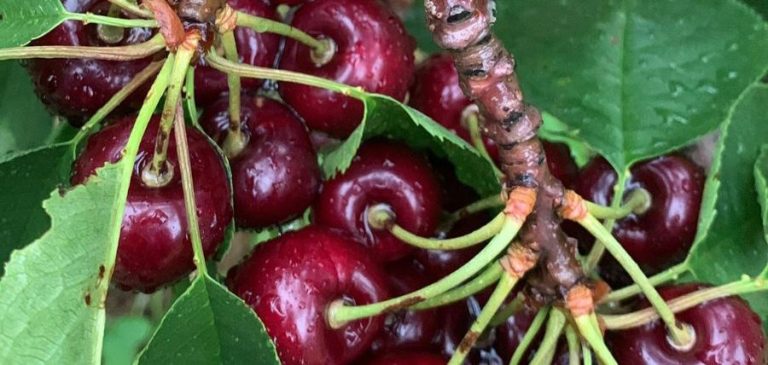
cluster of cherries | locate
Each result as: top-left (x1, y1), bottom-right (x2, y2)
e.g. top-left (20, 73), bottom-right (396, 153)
top-left (28, 0), bottom-right (765, 364)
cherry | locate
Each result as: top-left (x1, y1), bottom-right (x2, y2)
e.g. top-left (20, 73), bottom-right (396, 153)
top-left (607, 284), bottom-right (766, 365)
top-left (71, 115), bottom-right (232, 292)
top-left (573, 155), bottom-right (704, 283)
top-left (409, 55), bottom-right (578, 187)
top-left (364, 352), bottom-right (446, 365)
top-left (199, 95), bottom-right (320, 228)
top-left (227, 225), bottom-right (390, 365)
top-left (27, 0), bottom-right (155, 125)
top-left (494, 305), bottom-right (571, 365)
top-left (314, 140), bottom-right (442, 262)
top-left (193, 0), bottom-right (280, 106)
top-left (278, 0), bottom-right (415, 137)
top-left (370, 259), bottom-right (440, 353)
top-left (416, 215), bottom-right (485, 280)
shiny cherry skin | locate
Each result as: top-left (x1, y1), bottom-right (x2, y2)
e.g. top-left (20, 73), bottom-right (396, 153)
top-left (575, 155), bottom-right (704, 279)
top-left (194, 0), bottom-right (280, 106)
top-left (607, 284), bottom-right (766, 365)
top-left (27, 0), bottom-right (154, 125)
top-left (71, 115), bottom-right (232, 292)
top-left (200, 95), bottom-right (320, 228)
top-left (278, 0), bottom-right (415, 137)
top-left (409, 56), bottom-right (578, 186)
top-left (314, 141), bottom-right (442, 262)
top-left (365, 352), bottom-right (446, 365)
top-left (370, 259), bottom-right (440, 353)
top-left (228, 226), bottom-right (390, 365)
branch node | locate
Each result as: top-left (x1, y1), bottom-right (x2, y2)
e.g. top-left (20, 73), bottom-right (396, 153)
top-left (560, 190), bottom-right (588, 222)
top-left (214, 4), bottom-right (238, 34)
top-left (503, 186), bottom-right (536, 222)
top-left (566, 284), bottom-right (595, 317)
top-left (500, 243), bottom-right (539, 278)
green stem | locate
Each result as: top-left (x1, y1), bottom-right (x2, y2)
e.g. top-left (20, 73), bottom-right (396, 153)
top-left (465, 111), bottom-right (503, 177)
top-left (206, 52), bottom-right (365, 99)
top-left (448, 273), bottom-right (520, 365)
top-left (107, 0), bottom-right (153, 18)
top-left (172, 102), bottom-right (208, 275)
top-left (490, 296), bottom-right (523, 327)
top-left (235, 12), bottom-right (330, 57)
top-left (509, 307), bottom-right (549, 365)
top-left (95, 4), bottom-right (126, 44)
top-left (66, 11), bottom-right (158, 28)
top-left (412, 263), bottom-right (503, 310)
top-left (565, 324), bottom-right (580, 365)
top-left (74, 60), bottom-right (165, 143)
top-left (386, 212), bottom-right (505, 250)
top-left (184, 68), bottom-right (200, 127)
top-left (147, 42), bottom-right (197, 185)
top-left (572, 313), bottom-right (617, 365)
top-left (586, 188), bottom-right (650, 220)
top-left (440, 195), bottom-right (504, 232)
top-left (584, 171), bottom-right (628, 271)
top-left (599, 262), bottom-right (689, 304)
top-left (530, 309), bottom-right (566, 365)
top-left (579, 213), bottom-right (692, 347)
top-left (582, 342), bottom-right (592, 365)
top-left (327, 218), bottom-right (523, 328)
top-left (0, 34), bottom-right (165, 61)
top-left (220, 31), bottom-right (248, 158)
top-left (602, 277), bottom-right (766, 329)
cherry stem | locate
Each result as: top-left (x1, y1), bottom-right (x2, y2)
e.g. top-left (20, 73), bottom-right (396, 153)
top-left (172, 101), bottom-right (208, 276)
top-left (107, 0), bottom-right (153, 18)
top-left (439, 195), bottom-right (504, 232)
top-left (184, 68), bottom-right (199, 126)
top-left (0, 34), bottom-right (165, 61)
top-left (586, 188), bottom-right (651, 220)
top-left (582, 341), bottom-right (592, 365)
top-left (74, 59), bottom-right (164, 143)
top-left (146, 35), bottom-right (198, 187)
top-left (584, 171), bottom-right (629, 271)
top-left (564, 324), bottom-right (580, 365)
top-left (529, 309), bottom-right (566, 365)
top-left (66, 11), bottom-right (158, 28)
top-left (326, 217), bottom-right (523, 328)
top-left (206, 52), bottom-right (366, 99)
top-left (220, 30), bottom-right (248, 158)
top-left (235, 12), bottom-right (334, 65)
top-left (601, 276), bottom-right (767, 329)
top-left (96, 4), bottom-right (126, 44)
top-left (599, 262), bottom-right (689, 304)
top-left (509, 306), bottom-right (550, 365)
top-left (448, 273), bottom-right (520, 365)
top-left (577, 213), bottom-right (693, 347)
top-left (377, 209), bottom-right (505, 250)
top-left (572, 313), bottom-right (617, 365)
top-left (489, 295), bottom-right (523, 327)
top-left (411, 263), bottom-right (503, 310)
top-left (464, 109), bottom-right (503, 177)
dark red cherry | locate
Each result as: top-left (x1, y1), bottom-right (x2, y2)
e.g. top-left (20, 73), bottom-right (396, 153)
top-left (365, 352), bottom-right (446, 365)
top-left (27, 0), bottom-right (155, 125)
top-left (278, 0), bottom-right (415, 137)
top-left (370, 259), bottom-right (440, 353)
top-left (409, 54), bottom-right (497, 159)
top-left (574, 155), bottom-right (704, 282)
top-left (200, 95), bottom-right (320, 228)
top-left (416, 214), bottom-right (485, 280)
top-left (194, 0), bottom-right (280, 106)
top-left (228, 226), bottom-right (390, 365)
top-left (71, 115), bottom-right (232, 292)
top-left (607, 284), bottom-right (766, 365)
top-left (314, 141), bottom-right (442, 262)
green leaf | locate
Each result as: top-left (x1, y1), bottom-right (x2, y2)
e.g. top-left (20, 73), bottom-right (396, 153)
top-left (0, 61), bottom-right (59, 156)
top-left (137, 275), bottom-right (280, 365)
top-left (322, 95), bottom-right (500, 197)
top-left (0, 0), bottom-right (68, 48)
top-left (408, 0), bottom-right (768, 170)
top-left (103, 316), bottom-right (154, 365)
top-left (686, 85), bottom-right (768, 323)
top-left (755, 145), bottom-right (768, 275)
top-left (0, 143), bottom-right (73, 276)
top-left (0, 161), bottom-right (130, 364)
